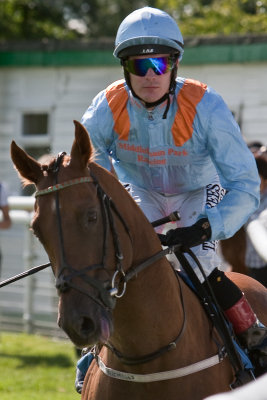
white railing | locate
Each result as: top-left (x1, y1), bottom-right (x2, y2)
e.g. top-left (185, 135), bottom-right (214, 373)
top-left (8, 195), bottom-right (35, 211)
top-left (0, 196), bottom-right (65, 338)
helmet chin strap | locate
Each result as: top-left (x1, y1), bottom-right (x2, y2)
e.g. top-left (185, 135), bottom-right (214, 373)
top-left (131, 90), bottom-right (171, 119)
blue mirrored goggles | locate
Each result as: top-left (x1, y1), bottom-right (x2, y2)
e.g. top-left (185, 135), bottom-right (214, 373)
top-left (124, 57), bottom-right (175, 77)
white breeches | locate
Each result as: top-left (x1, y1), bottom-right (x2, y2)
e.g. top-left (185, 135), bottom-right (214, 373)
top-left (129, 178), bottom-right (225, 282)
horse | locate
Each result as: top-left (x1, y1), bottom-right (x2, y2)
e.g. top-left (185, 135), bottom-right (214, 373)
top-left (10, 121), bottom-right (267, 400)
top-left (219, 228), bottom-right (248, 275)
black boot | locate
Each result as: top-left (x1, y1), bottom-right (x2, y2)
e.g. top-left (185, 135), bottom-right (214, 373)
top-left (75, 350), bottom-right (94, 394)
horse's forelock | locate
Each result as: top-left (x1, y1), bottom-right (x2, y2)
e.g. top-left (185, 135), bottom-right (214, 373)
top-left (38, 153), bottom-right (56, 166)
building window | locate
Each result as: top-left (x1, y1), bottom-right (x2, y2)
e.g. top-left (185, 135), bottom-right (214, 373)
top-left (23, 113), bottom-right (48, 136)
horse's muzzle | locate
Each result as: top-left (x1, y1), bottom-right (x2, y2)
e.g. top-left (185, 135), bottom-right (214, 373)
top-left (57, 298), bottom-right (112, 347)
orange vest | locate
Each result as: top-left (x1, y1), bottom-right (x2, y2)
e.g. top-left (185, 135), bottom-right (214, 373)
top-left (105, 78), bottom-right (207, 147)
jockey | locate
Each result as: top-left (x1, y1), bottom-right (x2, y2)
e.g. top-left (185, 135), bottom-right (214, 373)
top-left (75, 6), bottom-right (267, 393)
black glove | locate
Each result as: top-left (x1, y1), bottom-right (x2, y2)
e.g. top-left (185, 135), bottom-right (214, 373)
top-left (158, 218), bottom-right (211, 248)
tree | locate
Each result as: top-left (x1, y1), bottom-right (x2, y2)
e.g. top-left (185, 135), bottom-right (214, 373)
top-left (0, 0), bottom-right (150, 40)
top-left (67, 0), bottom-right (151, 38)
top-left (0, 0), bottom-right (74, 39)
top-left (0, 0), bottom-right (266, 40)
top-left (156, 0), bottom-right (267, 35)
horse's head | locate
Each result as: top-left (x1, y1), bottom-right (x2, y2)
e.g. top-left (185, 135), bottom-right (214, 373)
top-left (10, 121), bottom-right (134, 347)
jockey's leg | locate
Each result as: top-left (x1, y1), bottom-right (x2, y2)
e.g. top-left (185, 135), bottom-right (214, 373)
top-left (203, 268), bottom-right (267, 373)
top-left (75, 349), bottom-right (94, 394)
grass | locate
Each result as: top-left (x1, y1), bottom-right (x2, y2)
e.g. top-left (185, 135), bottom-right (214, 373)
top-left (0, 332), bottom-right (81, 400)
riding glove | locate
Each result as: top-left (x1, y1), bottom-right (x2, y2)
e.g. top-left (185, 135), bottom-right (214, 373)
top-left (158, 218), bottom-right (211, 248)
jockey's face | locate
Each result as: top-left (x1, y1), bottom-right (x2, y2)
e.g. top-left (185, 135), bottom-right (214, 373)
top-left (128, 54), bottom-right (175, 104)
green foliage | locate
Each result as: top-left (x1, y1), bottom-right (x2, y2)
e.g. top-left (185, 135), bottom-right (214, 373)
top-left (0, 0), bottom-right (266, 40)
top-left (0, 332), bottom-right (80, 400)
top-left (73, 0), bottom-right (149, 38)
top-left (156, 0), bottom-right (267, 35)
top-left (0, 0), bottom-right (150, 40)
top-left (0, 0), bottom-right (76, 39)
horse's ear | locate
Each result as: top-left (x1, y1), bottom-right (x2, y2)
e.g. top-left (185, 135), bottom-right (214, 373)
top-left (10, 141), bottom-right (43, 184)
top-left (70, 121), bottom-right (93, 169)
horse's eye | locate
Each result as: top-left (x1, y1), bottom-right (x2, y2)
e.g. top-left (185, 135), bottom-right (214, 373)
top-left (87, 211), bottom-right (97, 222)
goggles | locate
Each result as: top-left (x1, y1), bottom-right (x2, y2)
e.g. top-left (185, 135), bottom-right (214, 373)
top-left (124, 56), bottom-right (175, 77)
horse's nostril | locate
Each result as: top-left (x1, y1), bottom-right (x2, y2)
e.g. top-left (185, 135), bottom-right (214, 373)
top-left (81, 317), bottom-right (95, 335)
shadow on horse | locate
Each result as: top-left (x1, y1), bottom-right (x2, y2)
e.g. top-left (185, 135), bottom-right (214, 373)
top-left (10, 121), bottom-right (267, 400)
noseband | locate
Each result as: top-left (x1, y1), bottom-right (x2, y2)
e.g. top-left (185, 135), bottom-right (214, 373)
top-left (35, 152), bottom-right (130, 311)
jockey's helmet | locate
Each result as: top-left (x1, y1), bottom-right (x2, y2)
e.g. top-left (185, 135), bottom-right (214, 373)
top-left (113, 7), bottom-right (184, 61)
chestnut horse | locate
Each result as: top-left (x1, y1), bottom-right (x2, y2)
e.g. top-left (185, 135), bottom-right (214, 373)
top-left (220, 228), bottom-right (248, 275)
top-left (10, 121), bottom-right (267, 400)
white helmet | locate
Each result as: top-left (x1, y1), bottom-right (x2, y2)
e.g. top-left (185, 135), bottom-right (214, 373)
top-left (114, 7), bottom-right (184, 61)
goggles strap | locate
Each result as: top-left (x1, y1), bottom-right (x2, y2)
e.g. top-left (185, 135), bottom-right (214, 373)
top-left (131, 87), bottom-right (169, 108)
top-left (131, 88), bottom-right (171, 120)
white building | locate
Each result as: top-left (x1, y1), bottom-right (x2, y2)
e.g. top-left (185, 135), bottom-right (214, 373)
top-left (1, 35), bottom-right (267, 195)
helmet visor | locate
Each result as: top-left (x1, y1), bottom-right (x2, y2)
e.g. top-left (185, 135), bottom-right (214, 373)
top-left (124, 56), bottom-right (174, 77)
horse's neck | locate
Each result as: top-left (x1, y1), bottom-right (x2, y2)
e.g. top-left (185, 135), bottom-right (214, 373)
top-left (91, 167), bottom-right (209, 363)
top-left (99, 175), bottom-right (186, 355)
top-left (110, 236), bottom-right (184, 358)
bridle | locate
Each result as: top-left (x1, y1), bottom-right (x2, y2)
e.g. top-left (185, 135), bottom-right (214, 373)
top-left (35, 152), bottom-right (130, 311)
top-left (35, 152), bottom-right (182, 311)
top-left (34, 152), bottom-right (187, 365)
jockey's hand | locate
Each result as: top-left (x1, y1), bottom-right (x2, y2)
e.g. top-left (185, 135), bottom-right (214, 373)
top-left (158, 218), bottom-right (211, 248)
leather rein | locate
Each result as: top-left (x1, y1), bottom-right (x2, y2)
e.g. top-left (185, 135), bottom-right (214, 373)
top-left (34, 152), bottom-right (187, 365)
